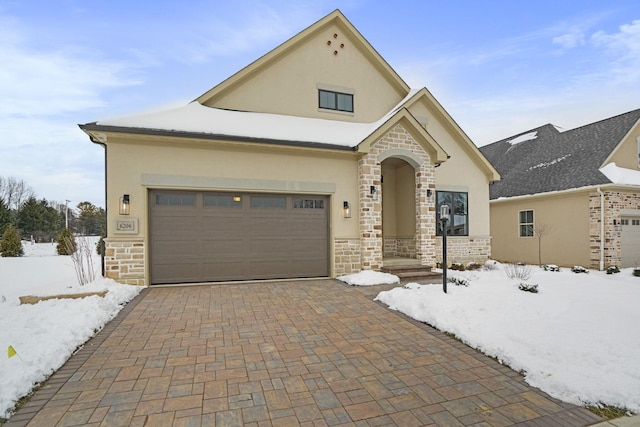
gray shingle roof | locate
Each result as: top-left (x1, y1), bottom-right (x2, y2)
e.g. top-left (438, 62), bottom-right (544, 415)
top-left (480, 109), bottom-right (640, 199)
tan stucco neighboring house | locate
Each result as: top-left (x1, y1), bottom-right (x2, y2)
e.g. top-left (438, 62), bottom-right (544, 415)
top-left (480, 109), bottom-right (640, 269)
top-left (79, 9), bottom-right (499, 286)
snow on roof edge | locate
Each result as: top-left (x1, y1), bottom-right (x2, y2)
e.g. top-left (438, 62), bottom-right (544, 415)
top-left (95, 90), bottom-right (421, 148)
top-left (599, 163), bottom-right (640, 186)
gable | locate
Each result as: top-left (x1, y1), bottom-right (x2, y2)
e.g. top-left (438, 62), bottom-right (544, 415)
top-left (402, 89), bottom-right (500, 181)
top-left (196, 10), bottom-right (409, 123)
top-left (602, 117), bottom-right (640, 170)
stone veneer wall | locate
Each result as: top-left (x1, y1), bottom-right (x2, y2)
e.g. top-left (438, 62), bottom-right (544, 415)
top-left (589, 190), bottom-right (640, 268)
top-left (434, 236), bottom-right (492, 266)
top-left (358, 124), bottom-right (436, 270)
top-left (383, 237), bottom-right (416, 258)
top-left (334, 238), bottom-right (362, 276)
top-left (104, 238), bottom-right (145, 286)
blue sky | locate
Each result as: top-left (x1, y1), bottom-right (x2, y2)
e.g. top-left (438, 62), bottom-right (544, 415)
top-left (1, 0), bottom-right (639, 207)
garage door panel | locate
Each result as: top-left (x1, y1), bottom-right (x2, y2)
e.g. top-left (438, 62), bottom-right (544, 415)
top-left (202, 239), bottom-right (245, 256)
top-left (621, 216), bottom-right (640, 267)
top-left (150, 190), bottom-right (328, 284)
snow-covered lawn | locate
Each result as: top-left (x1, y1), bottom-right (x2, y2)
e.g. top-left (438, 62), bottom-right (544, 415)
top-left (0, 240), bottom-right (141, 419)
top-left (344, 265), bottom-right (640, 413)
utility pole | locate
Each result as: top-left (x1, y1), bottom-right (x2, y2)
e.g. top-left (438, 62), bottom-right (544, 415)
top-left (65, 199), bottom-right (70, 229)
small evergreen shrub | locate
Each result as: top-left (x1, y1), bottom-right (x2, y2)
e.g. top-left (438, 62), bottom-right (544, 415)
top-left (466, 262), bottom-right (483, 271)
top-left (518, 283), bottom-right (539, 293)
top-left (0, 225), bottom-right (24, 257)
top-left (606, 266), bottom-right (620, 275)
top-left (450, 262), bottom-right (466, 271)
top-left (448, 276), bottom-right (470, 287)
top-left (96, 236), bottom-right (104, 255)
top-left (571, 266), bottom-right (589, 274)
top-left (633, 268), bottom-right (640, 277)
top-left (542, 264), bottom-right (560, 272)
top-left (56, 228), bottom-right (77, 255)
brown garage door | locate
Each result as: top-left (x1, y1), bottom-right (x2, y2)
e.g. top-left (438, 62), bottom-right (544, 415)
top-left (149, 190), bottom-right (329, 284)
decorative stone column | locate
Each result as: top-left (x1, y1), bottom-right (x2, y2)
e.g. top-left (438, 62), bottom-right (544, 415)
top-left (358, 155), bottom-right (383, 270)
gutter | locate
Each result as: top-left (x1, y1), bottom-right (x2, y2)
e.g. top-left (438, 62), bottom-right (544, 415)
top-left (596, 187), bottom-right (605, 271)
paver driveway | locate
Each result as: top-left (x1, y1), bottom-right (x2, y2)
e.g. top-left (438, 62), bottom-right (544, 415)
top-left (6, 280), bottom-right (602, 427)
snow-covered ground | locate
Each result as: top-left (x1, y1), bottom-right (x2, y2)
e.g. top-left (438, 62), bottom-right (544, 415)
top-left (339, 266), bottom-right (640, 413)
top-left (0, 239), bottom-right (141, 419)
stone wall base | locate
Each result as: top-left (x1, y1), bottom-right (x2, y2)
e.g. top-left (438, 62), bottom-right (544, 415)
top-left (334, 238), bottom-right (361, 276)
top-left (435, 236), bottom-right (491, 266)
top-left (104, 238), bottom-right (146, 286)
top-left (383, 237), bottom-right (416, 258)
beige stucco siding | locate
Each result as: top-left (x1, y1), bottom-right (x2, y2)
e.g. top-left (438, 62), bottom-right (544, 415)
top-left (204, 22), bottom-right (405, 122)
top-left (490, 192), bottom-right (590, 266)
top-left (105, 135), bottom-right (360, 241)
top-left (607, 125), bottom-right (640, 170)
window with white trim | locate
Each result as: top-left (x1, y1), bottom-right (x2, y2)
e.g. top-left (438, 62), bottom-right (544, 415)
top-left (519, 210), bottom-right (534, 237)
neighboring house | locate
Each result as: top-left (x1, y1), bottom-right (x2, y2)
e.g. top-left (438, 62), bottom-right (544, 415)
top-left (480, 109), bottom-right (640, 269)
top-left (79, 10), bottom-right (498, 286)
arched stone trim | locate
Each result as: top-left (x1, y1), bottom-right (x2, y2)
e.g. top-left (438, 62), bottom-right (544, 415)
top-left (377, 149), bottom-right (423, 168)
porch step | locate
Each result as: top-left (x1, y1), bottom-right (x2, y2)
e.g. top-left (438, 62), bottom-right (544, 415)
top-left (381, 264), bottom-right (442, 283)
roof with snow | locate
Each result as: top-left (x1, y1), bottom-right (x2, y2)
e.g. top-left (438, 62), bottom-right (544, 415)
top-left (81, 91), bottom-right (427, 151)
top-left (480, 109), bottom-right (640, 199)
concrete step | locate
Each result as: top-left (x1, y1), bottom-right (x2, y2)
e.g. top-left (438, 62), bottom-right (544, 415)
top-left (381, 264), bottom-right (442, 282)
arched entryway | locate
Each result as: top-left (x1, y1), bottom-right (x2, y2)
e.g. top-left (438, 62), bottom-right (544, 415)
top-left (381, 157), bottom-right (417, 264)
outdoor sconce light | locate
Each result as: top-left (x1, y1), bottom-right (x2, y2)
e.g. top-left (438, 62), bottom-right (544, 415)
top-left (427, 189), bottom-right (433, 197)
top-left (119, 194), bottom-right (130, 215)
top-left (370, 185), bottom-right (378, 201)
top-left (343, 201), bottom-right (351, 218)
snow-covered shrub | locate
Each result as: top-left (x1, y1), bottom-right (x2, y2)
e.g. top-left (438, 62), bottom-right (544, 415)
top-left (504, 263), bottom-right (532, 280)
top-left (633, 268), bottom-right (640, 277)
top-left (518, 283), bottom-right (539, 293)
top-left (483, 260), bottom-right (499, 271)
top-left (571, 266), bottom-right (589, 274)
top-left (448, 276), bottom-right (470, 287)
top-left (450, 262), bottom-right (465, 271)
top-left (542, 264), bottom-right (560, 272)
top-left (606, 266), bottom-right (620, 275)
top-left (0, 225), bottom-right (24, 257)
top-left (466, 262), bottom-right (483, 271)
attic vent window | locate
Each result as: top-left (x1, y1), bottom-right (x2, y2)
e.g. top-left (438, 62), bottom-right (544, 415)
top-left (319, 89), bottom-right (353, 113)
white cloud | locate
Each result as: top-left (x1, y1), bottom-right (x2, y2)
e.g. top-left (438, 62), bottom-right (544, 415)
top-left (552, 30), bottom-right (586, 49)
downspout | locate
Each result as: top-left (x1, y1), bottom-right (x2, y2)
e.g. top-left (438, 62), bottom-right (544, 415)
top-left (596, 187), bottom-right (604, 271)
top-left (90, 136), bottom-right (107, 277)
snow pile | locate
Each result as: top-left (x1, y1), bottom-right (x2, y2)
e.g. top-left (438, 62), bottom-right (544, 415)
top-left (0, 242), bottom-right (141, 419)
top-left (507, 131), bottom-right (537, 146)
top-left (337, 270), bottom-right (400, 286)
top-left (600, 162), bottom-right (640, 186)
top-left (375, 267), bottom-right (640, 412)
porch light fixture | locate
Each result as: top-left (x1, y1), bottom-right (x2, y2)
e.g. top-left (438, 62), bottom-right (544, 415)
top-left (233, 196), bottom-right (242, 202)
top-left (370, 185), bottom-right (378, 201)
top-left (343, 201), bottom-right (351, 218)
top-left (119, 194), bottom-right (130, 215)
top-left (427, 189), bottom-right (432, 197)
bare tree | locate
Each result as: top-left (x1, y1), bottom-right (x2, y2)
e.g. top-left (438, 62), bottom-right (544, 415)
top-left (0, 176), bottom-right (35, 210)
top-left (534, 222), bottom-right (552, 266)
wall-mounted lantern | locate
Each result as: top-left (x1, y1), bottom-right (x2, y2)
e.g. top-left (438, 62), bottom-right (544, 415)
top-left (370, 185), bottom-right (378, 201)
top-left (343, 201), bottom-right (351, 218)
top-left (119, 194), bottom-right (130, 215)
top-left (427, 189), bottom-right (432, 198)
